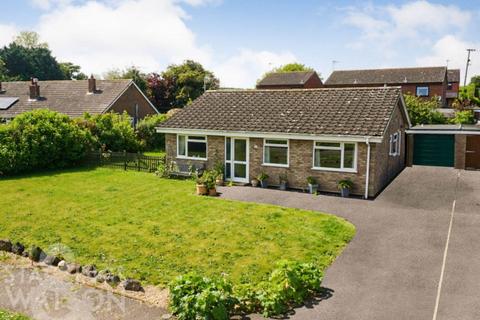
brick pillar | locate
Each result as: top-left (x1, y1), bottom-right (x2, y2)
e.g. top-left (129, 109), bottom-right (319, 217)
top-left (454, 135), bottom-right (466, 170)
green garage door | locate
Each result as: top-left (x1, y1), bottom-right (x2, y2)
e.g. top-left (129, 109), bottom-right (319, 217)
top-left (413, 134), bottom-right (454, 167)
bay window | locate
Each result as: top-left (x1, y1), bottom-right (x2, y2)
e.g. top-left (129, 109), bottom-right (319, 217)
top-left (313, 142), bottom-right (356, 172)
top-left (263, 139), bottom-right (289, 167)
top-left (177, 135), bottom-right (207, 160)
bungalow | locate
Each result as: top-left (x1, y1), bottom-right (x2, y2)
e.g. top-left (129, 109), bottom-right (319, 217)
top-left (157, 87), bottom-right (411, 198)
top-left (0, 76), bottom-right (159, 123)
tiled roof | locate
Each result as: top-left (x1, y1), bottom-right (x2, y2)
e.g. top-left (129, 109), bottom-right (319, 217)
top-left (257, 71), bottom-right (318, 87)
top-left (0, 79), bottom-right (133, 118)
top-left (447, 69), bottom-right (460, 82)
top-left (325, 66), bottom-right (447, 85)
top-left (158, 87), bottom-right (403, 137)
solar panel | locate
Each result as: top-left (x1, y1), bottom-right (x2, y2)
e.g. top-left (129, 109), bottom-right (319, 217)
top-left (0, 97), bottom-right (19, 110)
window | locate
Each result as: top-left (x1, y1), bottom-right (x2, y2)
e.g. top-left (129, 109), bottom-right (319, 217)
top-left (263, 139), bottom-right (289, 166)
top-left (177, 135), bottom-right (207, 159)
top-left (389, 131), bottom-right (401, 156)
top-left (447, 82), bottom-right (453, 90)
top-left (416, 86), bottom-right (429, 97)
top-left (313, 142), bottom-right (356, 172)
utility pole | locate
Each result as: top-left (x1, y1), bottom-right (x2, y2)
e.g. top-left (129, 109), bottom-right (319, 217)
top-left (464, 49), bottom-right (476, 86)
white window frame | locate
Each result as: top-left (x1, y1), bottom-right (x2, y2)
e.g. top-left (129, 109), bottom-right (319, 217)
top-left (389, 131), bottom-right (401, 157)
top-left (416, 86), bottom-right (429, 97)
top-left (262, 139), bottom-right (289, 168)
top-left (176, 134), bottom-right (208, 160)
top-left (312, 141), bottom-right (357, 173)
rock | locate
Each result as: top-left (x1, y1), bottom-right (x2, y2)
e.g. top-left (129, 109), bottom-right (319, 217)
top-left (30, 246), bottom-right (44, 262)
top-left (12, 242), bottom-right (25, 255)
top-left (0, 239), bottom-right (12, 252)
top-left (106, 274), bottom-right (120, 286)
top-left (81, 265), bottom-right (98, 277)
top-left (21, 251), bottom-right (29, 258)
top-left (44, 255), bottom-right (61, 266)
top-left (96, 274), bottom-right (106, 283)
top-left (67, 263), bottom-right (82, 274)
top-left (58, 260), bottom-right (67, 271)
top-left (161, 314), bottom-right (173, 320)
top-left (122, 279), bottom-right (142, 291)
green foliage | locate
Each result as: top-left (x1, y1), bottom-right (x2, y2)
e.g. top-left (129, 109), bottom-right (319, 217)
top-left (13, 31), bottom-right (48, 49)
top-left (450, 110), bottom-right (476, 125)
top-left (0, 109), bottom-right (91, 175)
top-left (0, 309), bottom-right (31, 320)
top-left (338, 179), bottom-right (353, 190)
top-left (258, 63), bottom-right (318, 84)
top-left (458, 83), bottom-right (480, 107)
top-left (148, 60), bottom-right (220, 111)
top-left (257, 171), bottom-right (269, 181)
top-left (136, 114), bottom-right (168, 150)
top-left (306, 176), bottom-right (317, 185)
top-left (77, 112), bottom-right (140, 152)
top-left (104, 66), bottom-right (148, 94)
top-left (404, 94), bottom-right (447, 126)
top-left (169, 273), bottom-right (237, 320)
top-left (59, 62), bottom-right (87, 80)
top-left (169, 261), bottom-right (325, 318)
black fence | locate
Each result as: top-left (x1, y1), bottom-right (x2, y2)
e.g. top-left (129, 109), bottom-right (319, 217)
top-left (85, 151), bottom-right (165, 173)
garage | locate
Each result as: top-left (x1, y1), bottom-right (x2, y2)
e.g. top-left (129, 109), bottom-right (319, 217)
top-left (413, 134), bottom-right (454, 167)
top-left (407, 124), bottom-right (480, 170)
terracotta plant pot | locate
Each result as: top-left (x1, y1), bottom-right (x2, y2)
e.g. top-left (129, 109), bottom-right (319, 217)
top-left (196, 184), bottom-right (208, 195)
top-left (251, 179), bottom-right (259, 187)
top-left (216, 178), bottom-right (224, 186)
top-left (208, 187), bottom-right (217, 196)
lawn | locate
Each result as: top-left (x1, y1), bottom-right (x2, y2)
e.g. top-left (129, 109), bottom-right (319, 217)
top-left (0, 310), bottom-right (30, 320)
top-left (0, 168), bottom-right (355, 286)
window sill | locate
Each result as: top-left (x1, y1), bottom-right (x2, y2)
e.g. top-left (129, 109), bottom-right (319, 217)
top-left (262, 163), bottom-right (289, 168)
top-left (311, 167), bottom-right (357, 173)
top-left (176, 156), bottom-right (208, 161)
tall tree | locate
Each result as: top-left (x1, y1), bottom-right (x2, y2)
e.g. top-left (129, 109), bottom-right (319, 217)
top-left (147, 60), bottom-right (219, 112)
top-left (59, 62), bottom-right (87, 80)
top-left (13, 31), bottom-right (49, 49)
top-left (104, 66), bottom-right (148, 94)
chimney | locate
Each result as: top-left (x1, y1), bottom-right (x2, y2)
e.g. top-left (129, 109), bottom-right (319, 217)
top-left (29, 78), bottom-right (40, 100)
top-left (88, 75), bottom-right (96, 94)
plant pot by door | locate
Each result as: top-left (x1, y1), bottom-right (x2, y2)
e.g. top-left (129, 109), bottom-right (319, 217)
top-left (340, 188), bottom-right (350, 198)
top-left (216, 178), bottom-right (224, 186)
top-left (260, 180), bottom-right (268, 188)
top-left (209, 187), bottom-right (217, 196)
top-left (308, 184), bottom-right (318, 194)
top-left (196, 184), bottom-right (208, 195)
top-left (251, 179), bottom-right (259, 187)
top-left (279, 182), bottom-right (287, 191)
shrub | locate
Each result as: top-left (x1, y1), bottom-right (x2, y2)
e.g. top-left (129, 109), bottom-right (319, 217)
top-left (450, 110), bottom-right (476, 125)
top-left (136, 113), bottom-right (168, 150)
top-left (404, 94), bottom-right (447, 126)
top-left (77, 112), bottom-right (140, 152)
top-left (169, 273), bottom-right (237, 320)
top-left (0, 109), bottom-right (92, 175)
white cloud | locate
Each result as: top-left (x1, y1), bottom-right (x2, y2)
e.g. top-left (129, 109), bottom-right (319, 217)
top-left (417, 35), bottom-right (480, 84)
top-left (30, 0), bottom-right (73, 10)
top-left (0, 24), bottom-right (18, 47)
top-left (214, 49), bottom-right (297, 88)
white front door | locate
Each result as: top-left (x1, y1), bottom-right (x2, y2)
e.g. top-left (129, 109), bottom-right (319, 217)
top-left (225, 137), bottom-right (249, 183)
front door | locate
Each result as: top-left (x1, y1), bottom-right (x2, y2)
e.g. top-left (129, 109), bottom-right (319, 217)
top-left (225, 137), bottom-right (249, 183)
top-left (466, 135), bottom-right (480, 170)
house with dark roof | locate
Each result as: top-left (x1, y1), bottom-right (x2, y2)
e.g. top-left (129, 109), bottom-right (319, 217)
top-left (324, 66), bottom-right (449, 107)
top-left (0, 76), bottom-right (159, 122)
top-left (157, 87), bottom-right (411, 198)
top-left (446, 69), bottom-right (460, 107)
top-left (256, 71), bottom-right (322, 89)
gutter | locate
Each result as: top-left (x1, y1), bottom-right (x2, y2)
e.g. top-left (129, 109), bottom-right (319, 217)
top-left (365, 137), bottom-right (371, 199)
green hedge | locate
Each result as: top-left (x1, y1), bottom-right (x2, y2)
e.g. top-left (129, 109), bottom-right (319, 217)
top-left (168, 260), bottom-right (324, 319)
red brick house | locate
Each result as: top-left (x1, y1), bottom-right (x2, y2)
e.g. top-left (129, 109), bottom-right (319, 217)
top-left (446, 69), bottom-right (460, 107)
top-left (256, 71), bottom-right (323, 89)
top-left (0, 76), bottom-right (159, 122)
top-left (324, 66), bottom-right (449, 107)
top-left (157, 87), bottom-right (411, 198)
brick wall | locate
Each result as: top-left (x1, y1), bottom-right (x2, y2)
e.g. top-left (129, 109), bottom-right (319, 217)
top-left (108, 84), bottom-right (158, 119)
top-left (165, 134), bottom-right (224, 169)
top-left (455, 134), bottom-right (466, 169)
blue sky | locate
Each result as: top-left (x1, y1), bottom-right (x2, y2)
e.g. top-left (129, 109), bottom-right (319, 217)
top-left (1, 0), bottom-right (479, 87)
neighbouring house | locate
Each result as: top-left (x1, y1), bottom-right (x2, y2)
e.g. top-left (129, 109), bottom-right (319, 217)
top-left (157, 87), bottom-right (411, 198)
top-left (0, 76), bottom-right (159, 123)
top-left (406, 124), bottom-right (480, 170)
top-left (324, 66), bottom-right (450, 107)
top-left (256, 71), bottom-right (323, 89)
top-left (446, 69), bottom-right (461, 107)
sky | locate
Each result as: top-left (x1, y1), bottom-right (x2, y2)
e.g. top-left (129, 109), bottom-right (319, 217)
top-left (0, 0), bottom-right (479, 88)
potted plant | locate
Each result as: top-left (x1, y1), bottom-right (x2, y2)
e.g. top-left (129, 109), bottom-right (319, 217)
top-left (307, 176), bottom-right (318, 194)
top-left (214, 162), bottom-right (225, 186)
top-left (338, 178), bottom-right (353, 198)
top-left (251, 177), bottom-right (259, 187)
top-left (195, 175), bottom-right (208, 196)
top-left (279, 173), bottom-right (288, 191)
top-left (258, 172), bottom-right (269, 188)
top-left (204, 170), bottom-right (217, 196)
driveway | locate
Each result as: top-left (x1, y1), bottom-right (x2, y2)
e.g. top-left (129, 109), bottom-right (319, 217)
top-left (219, 166), bottom-right (480, 320)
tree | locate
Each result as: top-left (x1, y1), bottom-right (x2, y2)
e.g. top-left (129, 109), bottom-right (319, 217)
top-left (104, 66), bottom-right (148, 94)
top-left (136, 114), bottom-right (169, 150)
top-left (404, 94), bottom-right (447, 126)
top-left (59, 62), bottom-right (87, 80)
top-left (258, 63), bottom-right (318, 84)
top-left (450, 110), bottom-right (476, 125)
top-left (0, 58), bottom-right (8, 81)
top-left (147, 60), bottom-right (219, 112)
top-left (0, 43), bottom-right (66, 80)
top-left (13, 31), bottom-right (48, 49)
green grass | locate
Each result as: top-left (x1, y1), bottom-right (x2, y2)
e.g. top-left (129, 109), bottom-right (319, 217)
top-left (0, 168), bottom-right (355, 286)
top-left (0, 310), bottom-right (30, 320)
top-left (142, 150), bottom-right (165, 157)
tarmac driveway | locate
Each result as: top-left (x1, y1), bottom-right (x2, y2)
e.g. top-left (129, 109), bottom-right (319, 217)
top-left (219, 166), bottom-right (480, 320)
